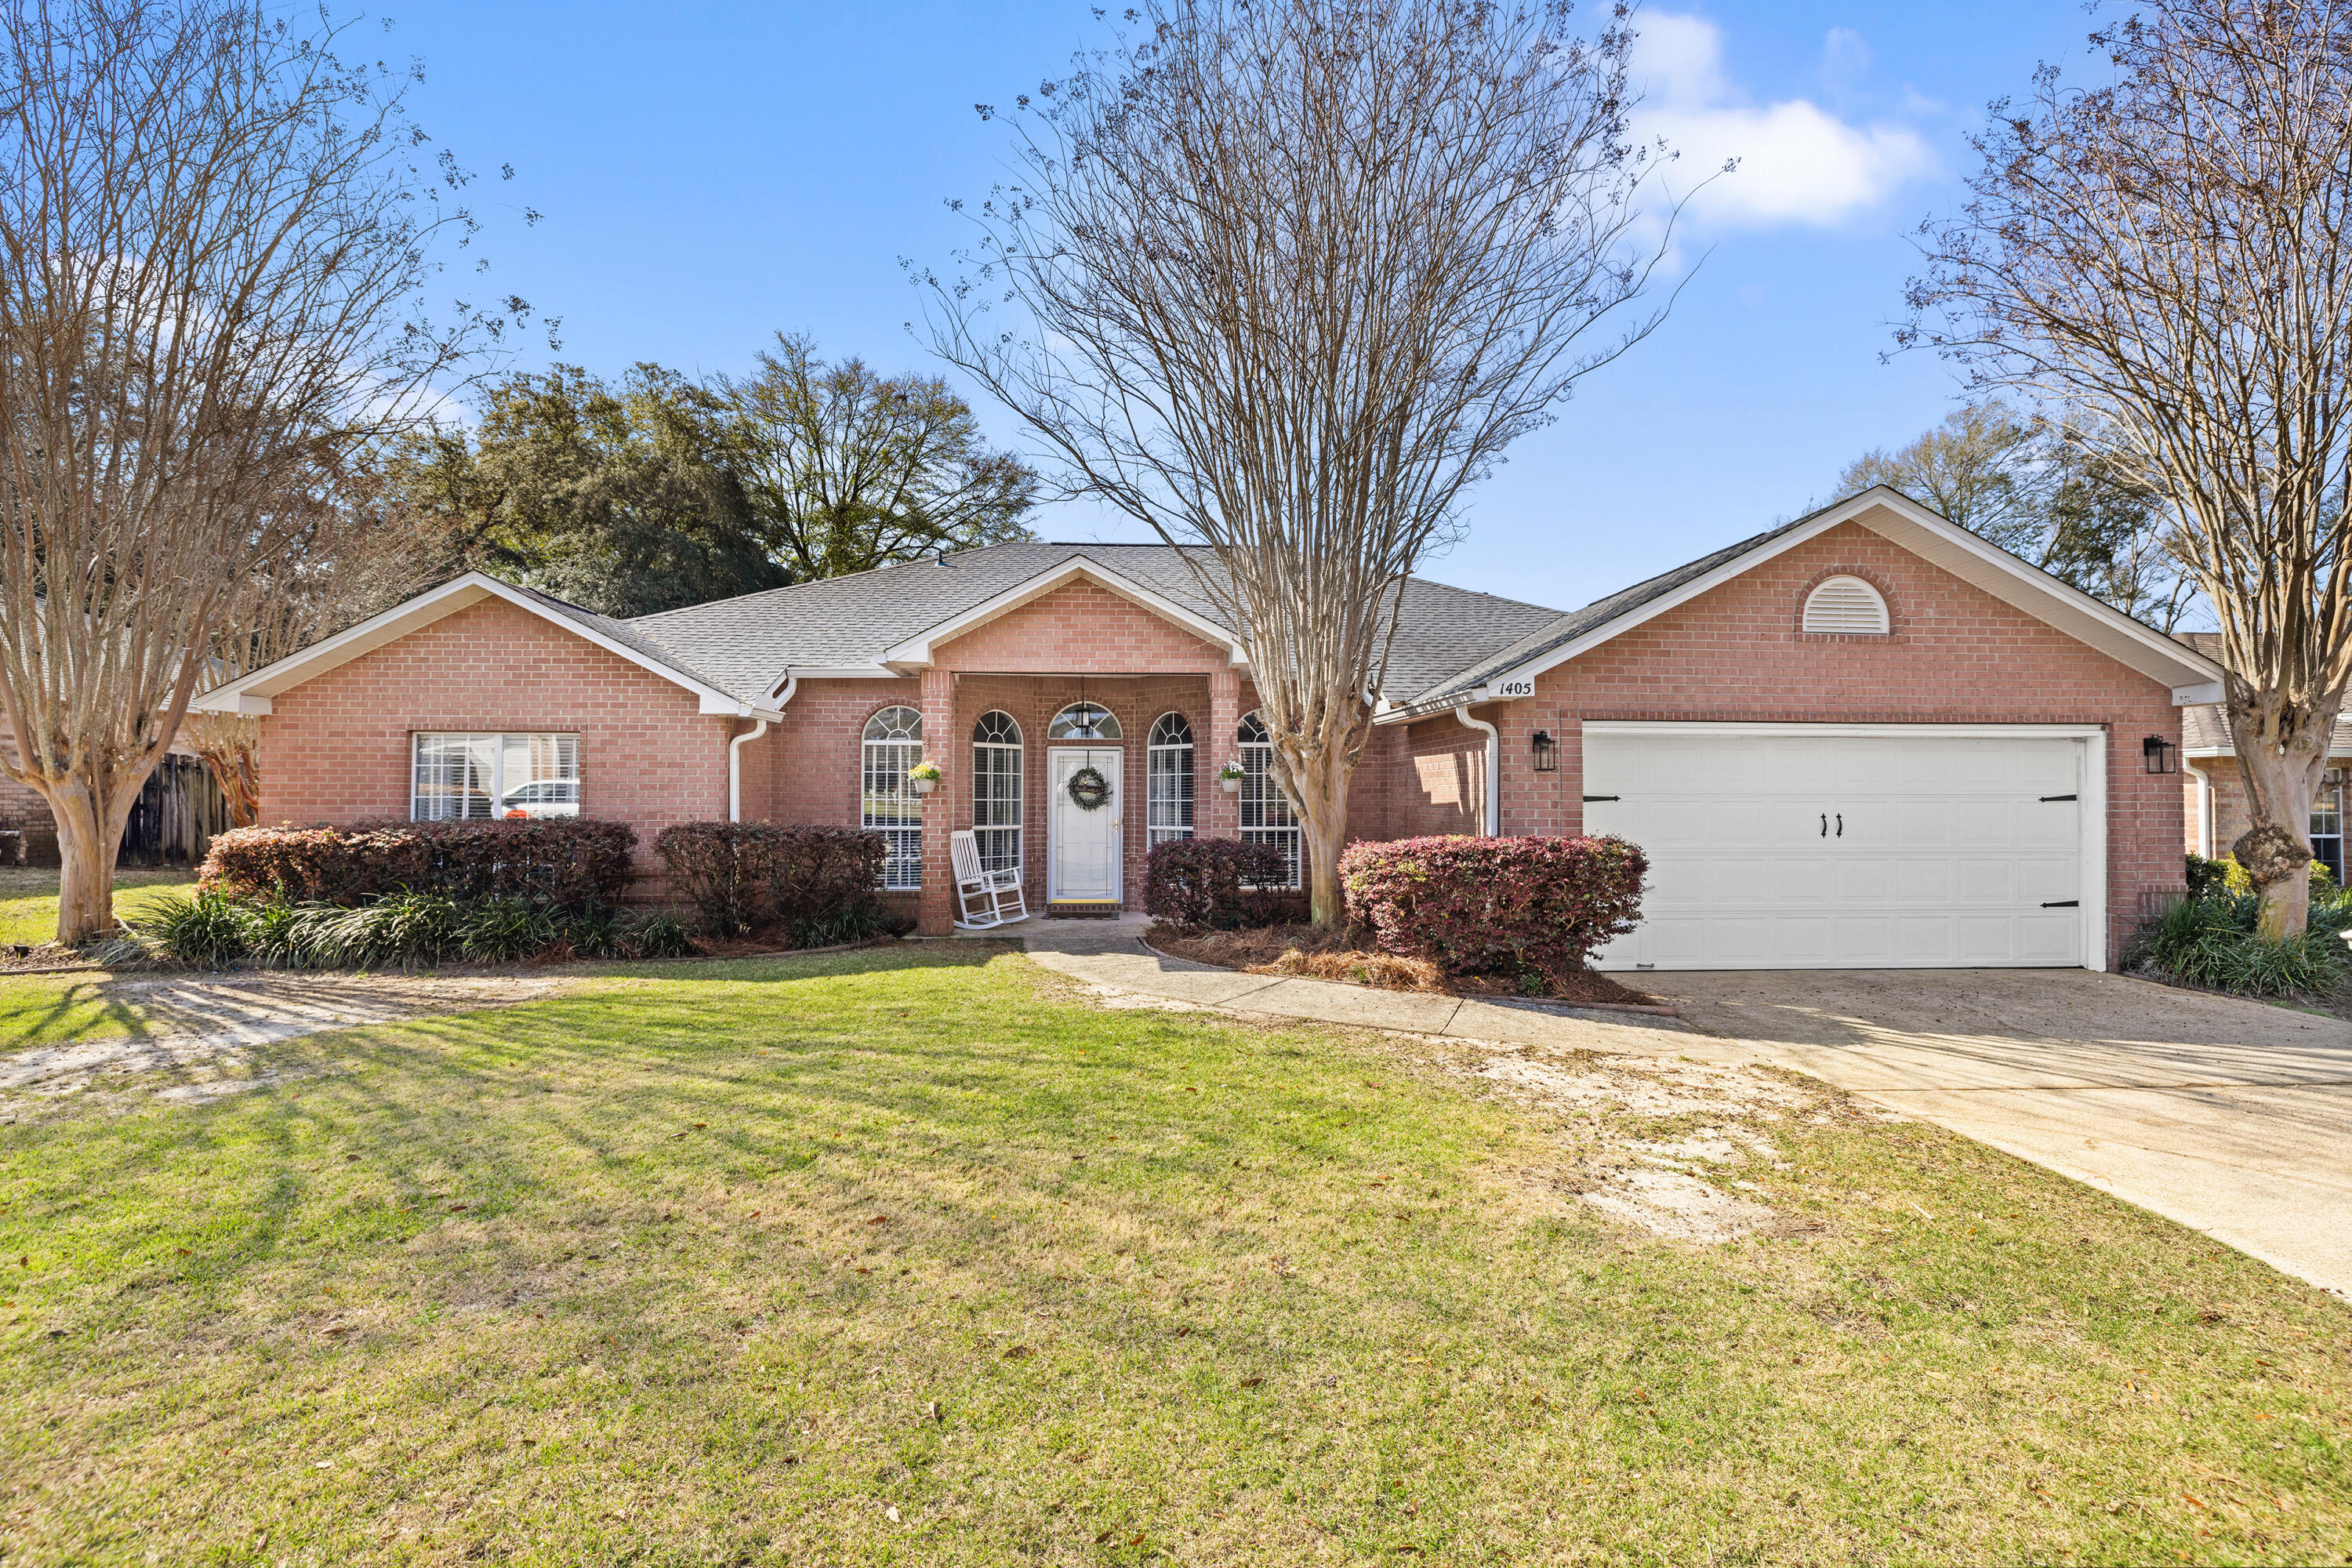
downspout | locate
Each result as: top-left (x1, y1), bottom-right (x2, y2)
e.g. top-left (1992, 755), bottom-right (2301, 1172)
top-left (2183, 757), bottom-right (2215, 859)
top-left (729, 674), bottom-right (797, 824)
top-left (1454, 705), bottom-right (1500, 837)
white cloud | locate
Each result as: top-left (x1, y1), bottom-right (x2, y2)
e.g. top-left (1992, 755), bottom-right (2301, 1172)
top-left (1632, 14), bottom-right (1936, 229)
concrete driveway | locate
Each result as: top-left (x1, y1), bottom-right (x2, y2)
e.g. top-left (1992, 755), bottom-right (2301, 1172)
top-left (1649, 969), bottom-right (2352, 1301)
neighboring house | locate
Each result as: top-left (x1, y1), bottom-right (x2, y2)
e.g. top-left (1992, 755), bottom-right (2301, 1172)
top-left (0, 719), bottom-right (231, 868)
top-left (191, 486), bottom-right (2221, 969)
top-left (2174, 632), bottom-right (2352, 881)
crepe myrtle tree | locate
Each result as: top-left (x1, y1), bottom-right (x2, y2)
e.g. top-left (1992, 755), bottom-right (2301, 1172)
top-left (1905, 0), bottom-right (2352, 938)
top-left (922, 0), bottom-right (1697, 924)
top-left (0, 0), bottom-right (544, 942)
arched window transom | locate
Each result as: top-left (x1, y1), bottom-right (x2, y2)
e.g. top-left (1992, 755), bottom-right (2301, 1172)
top-left (971, 711), bottom-right (1023, 873)
top-left (1050, 701), bottom-right (1122, 739)
top-left (1802, 575), bottom-right (1890, 635)
top-left (862, 706), bottom-right (924, 889)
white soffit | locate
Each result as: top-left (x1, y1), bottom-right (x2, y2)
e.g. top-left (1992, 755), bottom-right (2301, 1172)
top-left (880, 557), bottom-right (1247, 670)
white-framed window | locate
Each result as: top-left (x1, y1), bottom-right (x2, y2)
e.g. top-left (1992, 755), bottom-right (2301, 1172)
top-left (1048, 701), bottom-right (1122, 739)
top-left (2315, 782), bottom-right (2344, 884)
top-left (1147, 712), bottom-right (1194, 848)
top-left (862, 706), bottom-right (924, 890)
top-left (972, 710), bottom-right (1023, 874)
top-left (1801, 575), bottom-right (1890, 634)
top-left (412, 733), bottom-right (579, 822)
top-left (1237, 711), bottom-right (1301, 887)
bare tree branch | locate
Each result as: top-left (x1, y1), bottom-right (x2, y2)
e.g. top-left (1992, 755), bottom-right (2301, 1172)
top-left (919, 0), bottom-right (1690, 923)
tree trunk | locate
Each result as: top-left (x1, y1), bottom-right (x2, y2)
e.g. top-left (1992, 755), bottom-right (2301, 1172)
top-left (191, 731), bottom-right (262, 829)
top-left (1281, 748), bottom-right (1356, 928)
top-left (2227, 689), bottom-right (2335, 938)
top-left (44, 776), bottom-right (136, 947)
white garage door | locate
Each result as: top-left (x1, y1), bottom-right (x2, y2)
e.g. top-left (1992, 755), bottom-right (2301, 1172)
top-left (1583, 725), bottom-right (2096, 971)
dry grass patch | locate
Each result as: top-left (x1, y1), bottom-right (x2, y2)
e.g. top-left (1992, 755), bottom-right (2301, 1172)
top-left (1147, 922), bottom-right (1661, 1008)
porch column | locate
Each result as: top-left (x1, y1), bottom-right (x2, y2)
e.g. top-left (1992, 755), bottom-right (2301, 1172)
top-left (917, 667), bottom-right (955, 935)
top-left (1206, 666), bottom-right (1240, 840)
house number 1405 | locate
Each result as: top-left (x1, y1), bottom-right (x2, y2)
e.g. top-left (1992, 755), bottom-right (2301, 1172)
top-left (1490, 678), bottom-right (1535, 698)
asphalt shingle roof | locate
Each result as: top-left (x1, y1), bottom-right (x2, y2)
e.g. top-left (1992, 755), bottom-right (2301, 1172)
top-left (620, 542), bottom-right (1570, 708)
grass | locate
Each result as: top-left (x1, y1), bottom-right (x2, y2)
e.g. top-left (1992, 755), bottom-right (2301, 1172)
top-left (2, 946), bottom-right (2347, 1565)
top-left (0, 866), bottom-right (198, 949)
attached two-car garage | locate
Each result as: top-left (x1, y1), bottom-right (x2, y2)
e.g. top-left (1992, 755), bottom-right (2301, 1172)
top-left (1583, 724), bottom-right (2102, 971)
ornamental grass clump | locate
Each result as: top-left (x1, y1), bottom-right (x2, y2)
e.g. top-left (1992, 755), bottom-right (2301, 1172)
top-left (2136, 889), bottom-right (2351, 997)
top-left (1340, 835), bottom-right (1647, 988)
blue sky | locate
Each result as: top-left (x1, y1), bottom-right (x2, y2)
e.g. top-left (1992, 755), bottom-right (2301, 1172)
top-left (385, 0), bottom-right (2107, 614)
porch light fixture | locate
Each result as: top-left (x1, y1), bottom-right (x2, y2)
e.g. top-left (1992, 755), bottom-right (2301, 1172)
top-left (2326, 767), bottom-right (2348, 792)
top-left (1530, 730), bottom-right (1559, 773)
top-left (2143, 735), bottom-right (2179, 775)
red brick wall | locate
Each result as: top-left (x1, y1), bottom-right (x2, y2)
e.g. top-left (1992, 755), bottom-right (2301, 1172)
top-left (256, 596), bottom-right (735, 887)
top-left (932, 579), bottom-right (1235, 674)
top-left (0, 714), bottom-right (57, 861)
top-left (1501, 520), bottom-right (2184, 964)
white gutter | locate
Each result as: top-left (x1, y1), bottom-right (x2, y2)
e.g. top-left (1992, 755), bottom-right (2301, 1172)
top-left (1454, 705), bottom-right (1500, 836)
top-left (730, 674), bottom-right (797, 822)
top-left (2183, 757), bottom-right (2215, 858)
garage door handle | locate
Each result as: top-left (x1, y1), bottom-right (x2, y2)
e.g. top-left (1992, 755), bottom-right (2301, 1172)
top-left (1836, 813), bottom-right (1843, 837)
top-left (1820, 814), bottom-right (1827, 837)
top-left (2040, 793), bottom-right (2078, 802)
top-left (2041, 899), bottom-right (2080, 908)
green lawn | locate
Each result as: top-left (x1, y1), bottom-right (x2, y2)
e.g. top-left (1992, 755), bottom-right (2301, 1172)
top-left (0, 866), bottom-right (196, 949)
top-left (2, 947), bottom-right (2347, 1565)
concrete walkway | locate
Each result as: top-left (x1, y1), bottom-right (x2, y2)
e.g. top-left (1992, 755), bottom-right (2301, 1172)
top-left (996, 916), bottom-right (2352, 1300)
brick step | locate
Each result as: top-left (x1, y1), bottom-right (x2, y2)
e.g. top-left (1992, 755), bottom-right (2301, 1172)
top-left (1044, 901), bottom-right (1122, 920)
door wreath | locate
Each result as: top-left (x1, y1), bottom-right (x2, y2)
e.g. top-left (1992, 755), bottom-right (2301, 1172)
top-left (1065, 764), bottom-right (1112, 811)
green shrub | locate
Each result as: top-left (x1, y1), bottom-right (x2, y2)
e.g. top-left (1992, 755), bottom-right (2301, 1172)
top-left (134, 888), bottom-right (253, 968)
top-left (459, 898), bottom-right (556, 964)
top-left (2138, 891), bottom-right (2348, 996)
top-left (627, 909), bottom-right (695, 959)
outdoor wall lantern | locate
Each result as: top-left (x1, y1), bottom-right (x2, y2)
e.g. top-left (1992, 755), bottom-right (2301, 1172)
top-left (2143, 735), bottom-right (2179, 775)
top-left (2325, 767), bottom-right (2347, 792)
top-left (1530, 730), bottom-right (1559, 773)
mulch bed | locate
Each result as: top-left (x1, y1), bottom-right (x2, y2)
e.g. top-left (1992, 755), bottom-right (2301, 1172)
top-left (1143, 923), bottom-right (1668, 1011)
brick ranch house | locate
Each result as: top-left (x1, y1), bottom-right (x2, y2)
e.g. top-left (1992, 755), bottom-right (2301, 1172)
top-left (191, 486), bottom-right (2222, 969)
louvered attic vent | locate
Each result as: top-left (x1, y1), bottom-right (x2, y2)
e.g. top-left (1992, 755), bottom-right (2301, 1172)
top-left (1802, 575), bottom-right (1890, 634)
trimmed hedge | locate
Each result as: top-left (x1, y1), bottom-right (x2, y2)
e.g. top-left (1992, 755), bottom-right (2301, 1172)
top-left (1144, 838), bottom-right (1293, 929)
top-left (1339, 834), bottom-right (1647, 982)
top-left (198, 819), bottom-right (637, 909)
top-left (652, 822), bottom-right (888, 939)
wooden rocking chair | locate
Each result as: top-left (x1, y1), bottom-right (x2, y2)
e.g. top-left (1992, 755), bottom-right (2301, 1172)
top-left (950, 829), bottom-right (1029, 930)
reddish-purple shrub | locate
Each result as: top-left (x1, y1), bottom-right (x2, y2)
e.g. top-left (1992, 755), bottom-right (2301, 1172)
top-left (653, 822), bottom-right (887, 937)
top-left (199, 819), bottom-right (636, 910)
top-left (1145, 838), bottom-right (1292, 928)
top-left (1339, 835), bottom-right (1647, 981)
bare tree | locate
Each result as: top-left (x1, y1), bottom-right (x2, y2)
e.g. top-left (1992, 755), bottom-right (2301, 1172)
top-left (924, 0), bottom-right (1686, 924)
top-left (181, 456), bottom-right (440, 826)
top-left (1905, 0), bottom-right (2352, 937)
top-left (0, 0), bottom-right (535, 942)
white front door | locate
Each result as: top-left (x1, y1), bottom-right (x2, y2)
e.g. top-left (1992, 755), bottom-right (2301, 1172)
top-left (1049, 748), bottom-right (1123, 902)
top-left (1583, 725), bottom-right (2096, 971)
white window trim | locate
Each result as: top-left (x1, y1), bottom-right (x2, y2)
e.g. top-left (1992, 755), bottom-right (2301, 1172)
top-left (1236, 712), bottom-right (1301, 889)
top-left (972, 711), bottom-right (1023, 875)
top-left (862, 706), bottom-right (924, 891)
top-left (411, 731), bottom-right (579, 822)
top-left (1147, 712), bottom-right (1196, 848)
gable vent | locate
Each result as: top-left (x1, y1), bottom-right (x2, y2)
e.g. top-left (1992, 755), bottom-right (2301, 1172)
top-left (1802, 575), bottom-right (1889, 635)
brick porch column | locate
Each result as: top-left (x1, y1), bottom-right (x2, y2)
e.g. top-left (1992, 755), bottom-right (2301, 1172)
top-left (916, 667), bottom-right (955, 935)
top-left (1206, 666), bottom-right (1240, 839)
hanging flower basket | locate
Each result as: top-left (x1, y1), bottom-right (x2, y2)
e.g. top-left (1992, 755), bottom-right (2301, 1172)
top-left (1066, 764), bottom-right (1112, 811)
top-left (908, 760), bottom-right (942, 796)
top-left (1216, 760), bottom-right (1245, 794)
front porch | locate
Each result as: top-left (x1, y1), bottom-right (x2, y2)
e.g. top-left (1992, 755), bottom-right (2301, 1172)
top-left (905, 670), bottom-right (1255, 936)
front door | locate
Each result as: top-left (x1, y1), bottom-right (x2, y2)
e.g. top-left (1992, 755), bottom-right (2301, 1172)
top-left (1049, 748), bottom-right (1123, 903)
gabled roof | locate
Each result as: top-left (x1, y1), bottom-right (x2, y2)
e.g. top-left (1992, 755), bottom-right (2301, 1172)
top-left (189, 572), bottom-right (784, 719)
top-left (1380, 486), bottom-right (2227, 720)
